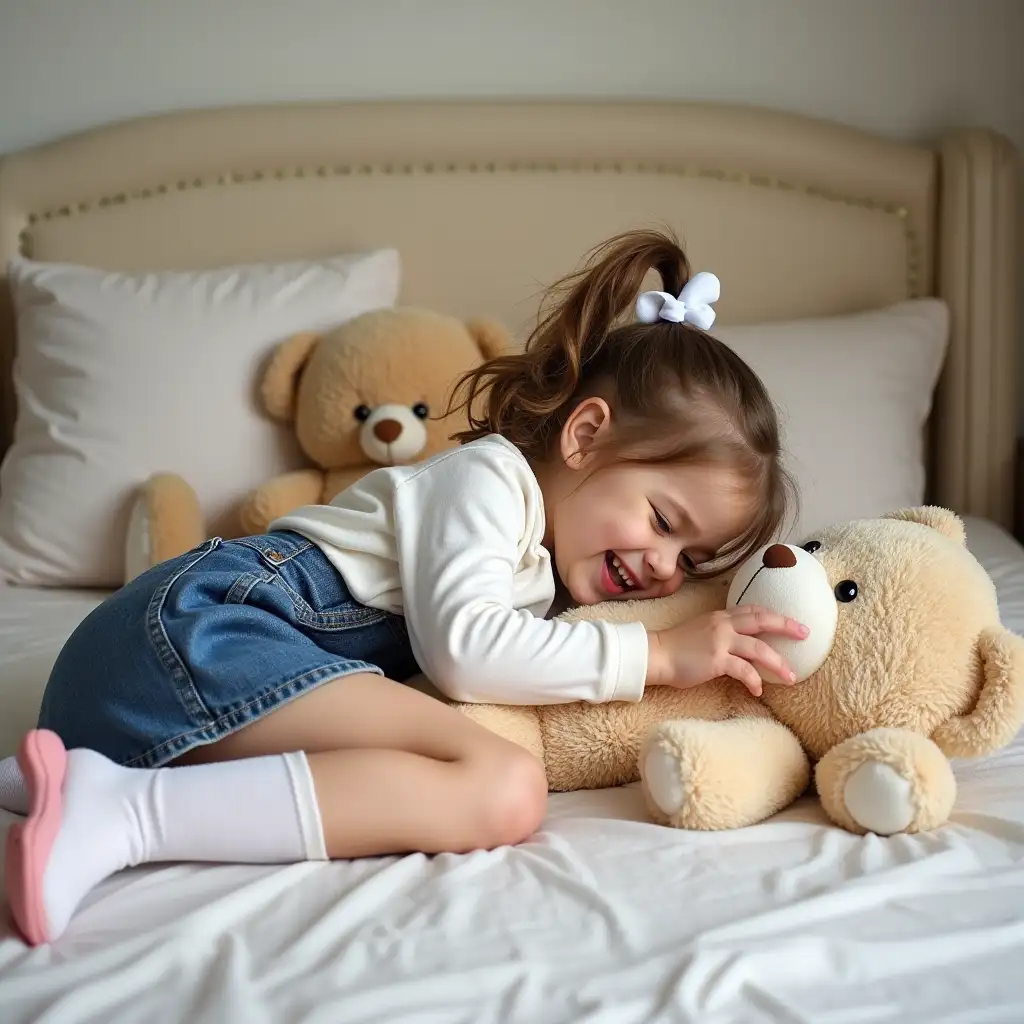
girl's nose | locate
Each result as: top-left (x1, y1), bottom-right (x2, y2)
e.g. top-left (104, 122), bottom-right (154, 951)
top-left (646, 547), bottom-right (678, 581)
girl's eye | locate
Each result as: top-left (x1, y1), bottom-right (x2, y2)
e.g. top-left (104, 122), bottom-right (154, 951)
top-left (680, 553), bottom-right (697, 573)
top-left (652, 507), bottom-right (672, 534)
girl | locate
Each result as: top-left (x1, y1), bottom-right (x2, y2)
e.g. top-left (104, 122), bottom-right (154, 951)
top-left (3, 229), bottom-right (806, 946)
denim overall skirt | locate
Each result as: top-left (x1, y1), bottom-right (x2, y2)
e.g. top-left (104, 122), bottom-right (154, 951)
top-left (38, 531), bottom-right (419, 768)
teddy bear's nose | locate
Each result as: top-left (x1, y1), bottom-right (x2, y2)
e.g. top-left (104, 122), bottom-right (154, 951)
top-left (762, 544), bottom-right (797, 569)
top-left (373, 419), bottom-right (403, 444)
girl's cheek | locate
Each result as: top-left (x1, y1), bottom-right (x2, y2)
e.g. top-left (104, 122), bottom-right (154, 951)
top-left (665, 567), bottom-right (686, 594)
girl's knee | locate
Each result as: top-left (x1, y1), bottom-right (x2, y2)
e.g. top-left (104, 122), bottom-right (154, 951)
top-left (473, 743), bottom-right (548, 849)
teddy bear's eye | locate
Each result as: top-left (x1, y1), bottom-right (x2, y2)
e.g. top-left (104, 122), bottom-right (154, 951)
top-left (835, 580), bottom-right (858, 603)
top-left (412, 403), bottom-right (430, 420)
top-left (353, 405), bottom-right (372, 423)
top-left (802, 541), bottom-right (821, 554)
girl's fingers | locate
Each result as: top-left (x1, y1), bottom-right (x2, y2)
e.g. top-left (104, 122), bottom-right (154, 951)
top-left (728, 605), bottom-right (809, 640)
top-left (730, 635), bottom-right (796, 684)
top-left (723, 655), bottom-right (765, 698)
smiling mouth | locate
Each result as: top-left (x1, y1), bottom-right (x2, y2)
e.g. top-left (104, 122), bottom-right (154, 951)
top-left (605, 551), bottom-right (638, 593)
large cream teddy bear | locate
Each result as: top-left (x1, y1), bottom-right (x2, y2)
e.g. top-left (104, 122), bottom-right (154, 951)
top-left (126, 307), bottom-right (509, 580)
top-left (457, 507), bottom-right (1024, 835)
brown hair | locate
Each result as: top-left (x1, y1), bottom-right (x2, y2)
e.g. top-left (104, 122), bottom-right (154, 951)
top-left (447, 228), bottom-right (796, 576)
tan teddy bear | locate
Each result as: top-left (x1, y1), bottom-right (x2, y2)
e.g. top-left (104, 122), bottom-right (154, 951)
top-left (125, 307), bottom-right (509, 581)
top-left (456, 507), bottom-right (1024, 835)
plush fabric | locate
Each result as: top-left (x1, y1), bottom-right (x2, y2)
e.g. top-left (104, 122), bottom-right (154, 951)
top-left (454, 507), bottom-right (1024, 836)
top-left (127, 307), bottom-right (513, 581)
top-left (0, 250), bottom-right (400, 587)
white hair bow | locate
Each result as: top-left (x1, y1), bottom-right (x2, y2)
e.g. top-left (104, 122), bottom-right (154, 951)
top-left (635, 271), bottom-right (721, 331)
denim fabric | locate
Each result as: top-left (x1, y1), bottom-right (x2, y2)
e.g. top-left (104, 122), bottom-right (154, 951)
top-left (38, 531), bottom-right (418, 767)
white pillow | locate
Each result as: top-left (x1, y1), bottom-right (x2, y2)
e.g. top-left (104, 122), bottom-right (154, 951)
top-left (0, 250), bottom-right (401, 587)
top-left (716, 298), bottom-right (949, 540)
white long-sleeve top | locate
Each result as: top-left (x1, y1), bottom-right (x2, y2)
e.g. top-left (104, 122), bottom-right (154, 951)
top-left (271, 434), bottom-right (649, 705)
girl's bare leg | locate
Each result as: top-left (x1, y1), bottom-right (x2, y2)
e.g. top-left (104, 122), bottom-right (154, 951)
top-left (176, 672), bottom-right (549, 857)
top-left (6, 674), bottom-right (547, 945)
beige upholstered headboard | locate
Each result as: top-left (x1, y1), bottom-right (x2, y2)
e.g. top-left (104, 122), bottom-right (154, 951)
top-left (0, 101), bottom-right (1017, 526)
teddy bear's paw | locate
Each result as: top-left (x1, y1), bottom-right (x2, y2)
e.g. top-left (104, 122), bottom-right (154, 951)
top-left (816, 728), bottom-right (956, 835)
top-left (641, 738), bottom-right (690, 820)
top-left (640, 718), bottom-right (809, 830)
top-left (842, 761), bottom-right (915, 836)
top-left (125, 474), bottom-right (205, 583)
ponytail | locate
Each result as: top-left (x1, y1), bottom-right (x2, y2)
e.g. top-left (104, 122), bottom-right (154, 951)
top-left (445, 226), bottom-right (794, 577)
top-left (447, 229), bottom-right (691, 460)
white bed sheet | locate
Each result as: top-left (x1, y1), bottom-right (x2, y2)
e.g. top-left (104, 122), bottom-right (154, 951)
top-left (1, 517), bottom-right (1023, 1023)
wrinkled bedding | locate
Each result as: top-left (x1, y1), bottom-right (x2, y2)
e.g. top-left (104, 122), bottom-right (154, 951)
top-left (1, 516), bottom-right (1023, 1023)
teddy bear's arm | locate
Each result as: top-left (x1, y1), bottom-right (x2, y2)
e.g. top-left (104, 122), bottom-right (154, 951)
top-left (815, 728), bottom-right (956, 835)
top-left (238, 469), bottom-right (326, 535)
top-left (931, 626), bottom-right (1024, 758)
top-left (323, 466), bottom-right (376, 504)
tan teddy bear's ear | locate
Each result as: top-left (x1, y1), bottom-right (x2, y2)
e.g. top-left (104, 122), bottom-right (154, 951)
top-left (882, 506), bottom-right (966, 546)
top-left (464, 317), bottom-right (513, 360)
top-left (260, 331), bottom-right (320, 422)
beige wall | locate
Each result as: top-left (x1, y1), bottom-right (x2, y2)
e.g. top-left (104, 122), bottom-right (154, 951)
top-left (2, 0), bottom-right (1021, 155)
top-left (2, 0), bottom-right (1022, 418)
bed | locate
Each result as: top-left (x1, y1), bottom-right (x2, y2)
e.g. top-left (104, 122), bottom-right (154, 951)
top-left (0, 100), bottom-right (1021, 1021)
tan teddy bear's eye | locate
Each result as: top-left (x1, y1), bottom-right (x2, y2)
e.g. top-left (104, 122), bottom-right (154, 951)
top-left (353, 405), bottom-right (372, 422)
top-left (834, 580), bottom-right (858, 603)
top-left (412, 403), bottom-right (429, 420)
top-left (802, 540), bottom-right (821, 553)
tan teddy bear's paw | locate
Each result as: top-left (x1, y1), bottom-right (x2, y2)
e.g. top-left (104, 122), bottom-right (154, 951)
top-left (842, 761), bottom-right (916, 836)
top-left (125, 473), bottom-right (206, 582)
top-left (815, 728), bottom-right (956, 835)
top-left (640, 717), bottom-right (810, 831)
top-left (641, 733), bottom-right (690, 822)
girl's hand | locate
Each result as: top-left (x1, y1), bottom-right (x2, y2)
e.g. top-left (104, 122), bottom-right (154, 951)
top-left (646, 607), bottom-right (809, 697)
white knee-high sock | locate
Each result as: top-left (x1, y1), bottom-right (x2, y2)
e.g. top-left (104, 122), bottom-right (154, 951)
top-left (39, 748), bottom-right (327, 940)
top-left (0, 754), bottom-right (28, 814)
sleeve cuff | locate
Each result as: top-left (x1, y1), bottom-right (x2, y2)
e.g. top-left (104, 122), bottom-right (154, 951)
top-left (607, 620), bottom-right (649, 703)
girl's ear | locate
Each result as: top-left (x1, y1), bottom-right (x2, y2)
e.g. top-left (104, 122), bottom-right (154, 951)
top-left (559, 397), bottom-right (612, 469)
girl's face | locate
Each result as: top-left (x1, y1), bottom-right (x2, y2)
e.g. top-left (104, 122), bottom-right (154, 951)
top-left (539, 399), bottom-right (755, 606)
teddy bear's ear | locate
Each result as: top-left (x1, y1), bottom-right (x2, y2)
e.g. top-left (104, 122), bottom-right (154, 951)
top-left (260, 331), bottom-right (320, 422)
top-left (464, 317), bottom-right (513, 360)
top-left (882, 506), bottom-right (966, 546)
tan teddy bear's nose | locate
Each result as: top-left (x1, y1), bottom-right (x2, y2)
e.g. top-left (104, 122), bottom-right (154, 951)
top-left (763, 544), bottom-right (797, 569)
top-left (373, 419), bottom-right (403, 444)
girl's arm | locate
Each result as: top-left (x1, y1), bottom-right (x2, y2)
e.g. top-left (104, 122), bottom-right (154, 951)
top-left (394, 447), bottom-right (649, 706)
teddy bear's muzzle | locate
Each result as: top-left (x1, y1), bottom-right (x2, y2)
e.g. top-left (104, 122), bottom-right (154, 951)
top-left (727, 543), bottom-right (839, 684)
top-left (359, 403), bottom-right (429, 466)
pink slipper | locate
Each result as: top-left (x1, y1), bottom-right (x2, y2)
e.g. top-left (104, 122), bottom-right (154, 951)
top-left (5, 729), bottom-right (67, 945)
